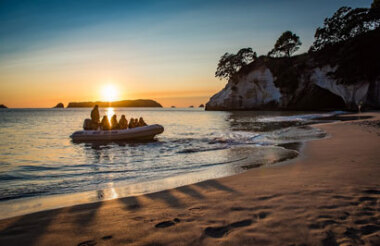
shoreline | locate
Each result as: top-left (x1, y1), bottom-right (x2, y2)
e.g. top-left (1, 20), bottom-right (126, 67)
top-left (1, 112), bottom-right (379, 245)
top-left (0, 112), bottom-right (333, 220)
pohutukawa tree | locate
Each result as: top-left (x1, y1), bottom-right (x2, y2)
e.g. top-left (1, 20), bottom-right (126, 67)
top-left (268, 31), bottom-right (302, 57)
top-left (215, 48), bottom-right (257, 81)
top-left (310, 4), bottom-right (380, 51)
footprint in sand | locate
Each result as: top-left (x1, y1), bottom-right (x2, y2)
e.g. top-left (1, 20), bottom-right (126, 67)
top-left (155, 218), bottom-right (181, 228)
top-left (101, 235), bottom-right (113, 240)
top-left (360, 225), bottom-right (380, 235)
top-left (204, 219), bottom-right (252, 238)
top-left (77, 240), bottom-right (97, 246)
top-left (321, 230), bottom-right (338, 246)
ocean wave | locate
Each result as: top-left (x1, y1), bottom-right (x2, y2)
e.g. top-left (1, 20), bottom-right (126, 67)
top-left (256, 111), bottom-right (346, 123)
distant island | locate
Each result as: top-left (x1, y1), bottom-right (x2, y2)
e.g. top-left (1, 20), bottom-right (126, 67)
top-left (53, 103), bottom-right (64, 108)
top-left (67, 99), bottom-right (162, 108)
top-left (199, 104), bottom-right (204, 108)
top-left (0, 104), bottom-right (7, 108)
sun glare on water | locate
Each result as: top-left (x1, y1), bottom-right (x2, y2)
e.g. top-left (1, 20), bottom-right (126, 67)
top-left (106, 107), bottom-right (115, 122)
top-left (101, 84), bottom-right (118, 102)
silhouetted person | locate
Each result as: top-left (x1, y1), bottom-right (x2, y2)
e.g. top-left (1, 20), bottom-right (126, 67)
top-left (119, 115), bottom-right (128, 129)
top-left (358, 101), bottom-right (363, 113)
top-left (138, 117), bottom-right (147, 126)
top-left (100, 115), bottom-right (111, 130)
top-left (129, 118), bottom-right (136, 128)
top-left (134, 118), bottom-right (139, 127)
top-left (91, 105), bottom-right (100, 125)
top-left (111, 114), bottom-right (119, 130)
top-left (83, 119), bottom-right (93, 130)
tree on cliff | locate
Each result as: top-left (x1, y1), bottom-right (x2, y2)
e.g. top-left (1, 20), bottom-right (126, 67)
top-left (373, 0), bottom-right (380, 9)
top-left (215, 48), bottom-right (257, 80)
top-left (310, 4), bottom-right (380, 51)
top-left (268, 31), bottom-right (302, 57)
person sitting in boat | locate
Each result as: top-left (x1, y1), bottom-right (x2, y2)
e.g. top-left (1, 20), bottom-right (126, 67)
top-left (129, 118), bottom-right (136, 128)
top-left (100, 115), bottom-right (111, 130)
top-left (91, 105), bottom-right (100, 129)
top-left (119, 115), bottom-right (128, 129)
top-left (111, 114), bottom-right (119, 130)
top-left (138, 117), bottom-right (147, 126)
top-left (134, 118), bottom-right (139, 127)
top-left (83, 119), bottom-right (93, 130)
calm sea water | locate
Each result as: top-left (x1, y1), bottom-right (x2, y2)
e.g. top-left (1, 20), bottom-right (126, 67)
top-left (0, 108), bottom-right (338, 218)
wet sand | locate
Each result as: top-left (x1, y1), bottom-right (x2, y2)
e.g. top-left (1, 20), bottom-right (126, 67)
top-left (0, 113), bottom-right (379, 246)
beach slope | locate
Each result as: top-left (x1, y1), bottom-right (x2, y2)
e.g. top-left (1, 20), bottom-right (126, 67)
top-left (0, 113), bottom-right (379, 246)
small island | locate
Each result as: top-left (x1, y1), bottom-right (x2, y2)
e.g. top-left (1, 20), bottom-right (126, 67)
top-left (67, 99), bottom-right (162, 108)
top-left (199, 104), bottom-right (204, 108)
top-left (0, 104), bottom-right (7, 108)
top-left (53, 103), bottom-right (64, 108)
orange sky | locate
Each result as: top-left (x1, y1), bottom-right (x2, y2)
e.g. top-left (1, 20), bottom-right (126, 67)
top-left (1, 0), bottom-right (370, 108)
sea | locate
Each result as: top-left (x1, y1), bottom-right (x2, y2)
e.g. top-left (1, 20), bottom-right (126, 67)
top-left (0, 108), bottom-right (343, 219)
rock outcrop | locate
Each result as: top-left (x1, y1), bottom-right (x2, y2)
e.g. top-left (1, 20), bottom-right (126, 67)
top-left (53, 103), bottom-right (64, 108)
top-left (0, 104), bottom-right (7, 108)
top-left (206, 28), bottom-right (379, 111)
top-left (67, 99), bottom-right (162, 108)
top-left (206, 59), bottom-right (379, 111)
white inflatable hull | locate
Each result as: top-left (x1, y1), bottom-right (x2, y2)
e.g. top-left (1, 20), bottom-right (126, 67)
top-left (70, 124), bottom-right (164, 142)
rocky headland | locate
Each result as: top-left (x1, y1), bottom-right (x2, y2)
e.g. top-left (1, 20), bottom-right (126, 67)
top-left (206, 13), bottom-right (380, 111)
top-left (53, 103), bottom-right (64, 108)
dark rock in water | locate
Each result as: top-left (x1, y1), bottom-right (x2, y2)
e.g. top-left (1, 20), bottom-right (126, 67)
top-left (171, 105), bottom-right (176, 108)
top-left (0, 104), bottom-right (7, 108)
top-left (53, 102), bottom-right (64, 108)
top-left (189, 105), bottom-right (194, 108)
top-left (67, 99), bottom-right (162, 108)
top-left (199, 104), bottom-right (204, 108)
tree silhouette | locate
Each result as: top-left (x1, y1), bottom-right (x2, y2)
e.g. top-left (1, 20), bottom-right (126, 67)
top-left (310, 5), bottom-right (379, 51)
top-left (215, 48), bottom-right (257, 80)
top-left (268, 31), bottom-right (301, 57)
top-left (372, 0), bottom-right (380, 10)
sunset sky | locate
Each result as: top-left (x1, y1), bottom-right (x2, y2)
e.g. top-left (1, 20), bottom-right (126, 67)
top-left (0, 0), bottom-right (372, 108)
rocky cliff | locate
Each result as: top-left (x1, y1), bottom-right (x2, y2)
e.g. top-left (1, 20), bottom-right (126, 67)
top-left (0, 104), bottom-right (7, 108)
top-left (206, 29), bottom-right (380, 111)
top-left (206, 61), bottom-right (379, 111)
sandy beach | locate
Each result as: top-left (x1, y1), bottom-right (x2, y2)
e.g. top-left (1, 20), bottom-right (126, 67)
top-left (0, 113), bottom-right (379, 246)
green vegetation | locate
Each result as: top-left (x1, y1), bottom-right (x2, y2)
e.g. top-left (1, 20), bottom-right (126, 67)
top-left (310, 5), bottom-right (379, 52)
top-left (264, 56), bottom-right (306, 92)
top-left (311, 1), bottom-right (380, 85)
top-left (215, 48), bottom-right (257, 81)
top-left (215, 0), bottom-right (379, 88)
top-left (268, 31), bottom-right (302, 57)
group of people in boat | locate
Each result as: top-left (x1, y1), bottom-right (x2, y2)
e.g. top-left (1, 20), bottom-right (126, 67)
top-left (83, 105), bottom-right (147, 130)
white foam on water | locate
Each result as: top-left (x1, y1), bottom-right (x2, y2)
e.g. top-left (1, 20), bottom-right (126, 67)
top-left (256, 111), bottom-right (346, 122)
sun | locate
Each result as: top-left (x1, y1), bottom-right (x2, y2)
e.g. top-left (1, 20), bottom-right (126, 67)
top-left (101, 84), bottom-right (118, 102)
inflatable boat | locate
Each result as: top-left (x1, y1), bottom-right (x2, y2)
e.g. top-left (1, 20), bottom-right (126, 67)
top-left (70, 124), bottom-right (164, 142)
